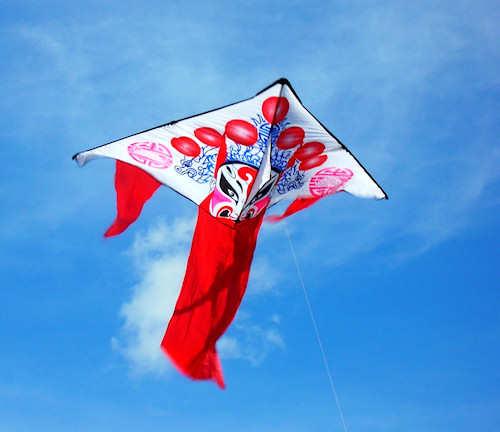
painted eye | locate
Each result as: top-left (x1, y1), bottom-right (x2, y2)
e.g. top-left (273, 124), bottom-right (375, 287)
top-left (218, 208), bottom-right (231, 218)
top-left (219, 174), bottom-right (239, 201)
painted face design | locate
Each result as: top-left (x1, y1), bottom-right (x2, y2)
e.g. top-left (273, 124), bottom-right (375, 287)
top-left (240, 173), bottom-right (279, 220)
top-left (210, 162), bottom-right (257, 219)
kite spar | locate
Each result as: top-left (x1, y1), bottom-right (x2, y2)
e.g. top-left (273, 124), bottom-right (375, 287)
top-left (73, 78), bottom-right (387, 388)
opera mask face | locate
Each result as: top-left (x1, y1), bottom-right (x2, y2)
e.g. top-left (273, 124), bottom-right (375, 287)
top-left (210, 162), bottom-right (257, 219)
top-left (240, 173), bottom-right (278, 220)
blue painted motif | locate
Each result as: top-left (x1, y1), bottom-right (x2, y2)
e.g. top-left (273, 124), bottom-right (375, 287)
top-left (226, 141), bottom-right (262, 168)
top-left (175, 145), bottom-right (218, 185)
top-left (260, 118), bottom-right (294, 172)
top-left (226, 113), bottom-right (280, 168)
top-left (276, 161), bottom-right (305, 194)
top-left (228, 114), bottom-right (293, 171)
top-left (271, 146), bottom-right (293, 172)
top-left (178, 113), bottom-right (296, 185)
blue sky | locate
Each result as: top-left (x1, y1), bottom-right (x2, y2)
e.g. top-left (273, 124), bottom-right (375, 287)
top-left (1, 0), bottom-right (499, 430)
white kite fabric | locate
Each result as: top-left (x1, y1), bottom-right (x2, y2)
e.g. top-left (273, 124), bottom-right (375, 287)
top-left (74, 78), bottom-right (386, 220)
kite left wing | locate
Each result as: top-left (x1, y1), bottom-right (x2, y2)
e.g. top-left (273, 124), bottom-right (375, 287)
top-left (73, 82), bottom-right (284, 204)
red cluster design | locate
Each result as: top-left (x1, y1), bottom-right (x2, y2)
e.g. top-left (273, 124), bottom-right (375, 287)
top-left (263, 96), bottom-right (328, 171)
top-left (171, 120), bottom-right (258, 156)
top-left (170, 96), bottom-right (328, 172)
top-left (293, 142), bottom-right (327, 170)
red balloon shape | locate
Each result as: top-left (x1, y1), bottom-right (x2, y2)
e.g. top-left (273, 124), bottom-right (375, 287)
top-left (194, 127), bottom-right (224, 147)
top-left (262, 97), bottom-right (289, 124)
top-left (299, 154), bottom-right (328, 171)
top-left (293, 141), bottom-right (326, 160)
top-left (171, 136), bottom-right (201, 157)
top-left (277, 126), bottom-right (305, 150)
top-left (225, 119), bottom-right (258, 146)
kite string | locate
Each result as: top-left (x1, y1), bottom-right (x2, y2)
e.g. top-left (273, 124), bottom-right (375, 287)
top-left (284, 224), bottom-right (349, 432)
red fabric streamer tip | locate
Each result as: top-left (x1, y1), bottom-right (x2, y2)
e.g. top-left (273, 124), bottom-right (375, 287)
top-left (104, 160), bottom-right (161, 237)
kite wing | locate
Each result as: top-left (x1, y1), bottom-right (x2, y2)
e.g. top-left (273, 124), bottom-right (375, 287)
top-left (258, 81), bottom-right (387, 221)
top-left (73, 82), bottom-right (285, 205)
top-left (72, 81), bottom-right (285, 235)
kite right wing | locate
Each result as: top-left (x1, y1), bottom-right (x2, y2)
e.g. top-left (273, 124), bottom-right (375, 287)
top-left (264, 82), bottom-right (387, 221)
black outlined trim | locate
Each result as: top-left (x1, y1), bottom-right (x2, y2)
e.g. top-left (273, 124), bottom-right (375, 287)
top-left (72, 77), bottom-right (388, 200)
top-left (72, 79), bottom-right (283, 160)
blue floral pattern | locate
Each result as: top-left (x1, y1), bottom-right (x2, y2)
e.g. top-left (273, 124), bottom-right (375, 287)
top-left (276, 161), bottom-right (305, 194)
top-left (175, 145), bottom-right (218, 186)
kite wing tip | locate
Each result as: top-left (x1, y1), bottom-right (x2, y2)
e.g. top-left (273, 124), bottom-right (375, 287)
top-left (72, 151), bottom-right (92, 167)
top-left (72, 152), bottom-right (84, 166)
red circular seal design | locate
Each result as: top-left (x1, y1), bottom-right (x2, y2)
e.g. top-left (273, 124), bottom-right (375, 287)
top-left (309, 167), bottom-right (353, 197)
top-left (128, 141), bottom-right (173, 169)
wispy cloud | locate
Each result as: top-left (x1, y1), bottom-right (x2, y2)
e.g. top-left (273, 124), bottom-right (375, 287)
top-left (4, 3), bottom-right (498, 264)
top-left (112, 218), bottom-right (193, 375)
top-left (219, 312), bottom-right (285, 366)
top-left (247, 257), bottom-right (282, 296)
top-left (278, 3), bottom-right (500, 267)
top-left (112, 217), bottom-right (284, 375)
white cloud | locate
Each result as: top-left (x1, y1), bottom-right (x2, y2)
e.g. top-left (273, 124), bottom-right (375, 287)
top-left (5, 4), bottom-right (498, 265)
top-left (219, 313), bottom-right (285, 366)
top-left (112, 218), bottom-right (193, 375)
top-left (113, 217), bottom-right (284, 375)
top-left (0, 3), bottom-right (499, 284)
top-left (391, 147), bottom-right (500, 261)
top-left (279, 4), bottom-right (500, 267)
top-left (247, 257), bottom-right (281, 296)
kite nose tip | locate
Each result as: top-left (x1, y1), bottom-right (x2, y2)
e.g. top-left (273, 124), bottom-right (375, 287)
top-left (276, 77), bottom-right (291, 86)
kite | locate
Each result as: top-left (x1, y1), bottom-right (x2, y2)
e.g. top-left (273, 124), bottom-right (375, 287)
top-left (73, 78), bottom-right (387, 389)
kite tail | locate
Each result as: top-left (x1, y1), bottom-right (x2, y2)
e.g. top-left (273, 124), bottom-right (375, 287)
top-left (105, 160), bottom-right (161, 237)
top-left (161, 198), bottom-right (264, 389)
top-left (266, 196), bottom-right (321, 222)
top-left (162, 344), bottom-right (225, 389)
